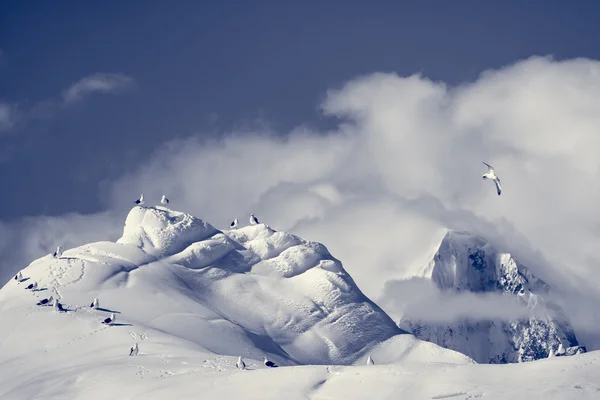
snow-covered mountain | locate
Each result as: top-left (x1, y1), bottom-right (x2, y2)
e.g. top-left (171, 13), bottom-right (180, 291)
top-left (400, 230), bottom-right (586, 363)
top-left (0, 205), bottom-right (479, 399)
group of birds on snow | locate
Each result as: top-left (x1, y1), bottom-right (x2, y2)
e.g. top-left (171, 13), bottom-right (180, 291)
top-left (14, 169), bottom-right (456, 367)
top-left (133, 194), bottom-right (262, 228)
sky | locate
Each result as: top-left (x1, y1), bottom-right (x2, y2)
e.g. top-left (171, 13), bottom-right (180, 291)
top-left (3, 2), bottom-right (600, 347)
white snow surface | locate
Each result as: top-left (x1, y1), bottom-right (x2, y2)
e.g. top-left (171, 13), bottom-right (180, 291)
top-left (1, 207), bottom-right (597, 399)
top-left (0, 205), bottom-right (484, 399)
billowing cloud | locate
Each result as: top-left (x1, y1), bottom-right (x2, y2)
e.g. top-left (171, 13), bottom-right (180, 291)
top-left (379, 277), bottom-right (537, 323)
top-left (63, 73), bottom-right (134, 103)
top-left (4, 56), bottom-right (600, 348)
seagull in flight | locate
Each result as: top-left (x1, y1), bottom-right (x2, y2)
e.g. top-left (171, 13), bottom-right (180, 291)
top-left (482, 162), bottom-right (502, 196)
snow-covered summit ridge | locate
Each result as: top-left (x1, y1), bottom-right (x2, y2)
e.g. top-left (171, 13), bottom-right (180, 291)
top-left (5, 205), bottom-right (453, 367)
top-left (402, 229), bottom-right (585, 363)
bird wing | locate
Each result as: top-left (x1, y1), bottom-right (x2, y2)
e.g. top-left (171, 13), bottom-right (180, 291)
top-left (482, 161), bottom-right (494, 172)
top-left (494, 178), bottom-right (502, 195)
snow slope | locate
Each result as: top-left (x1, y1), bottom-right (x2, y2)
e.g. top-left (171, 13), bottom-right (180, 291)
top-left (401, 230), bottom-right (585, 363)
top-left (0, 205), bottom-right (476, 399)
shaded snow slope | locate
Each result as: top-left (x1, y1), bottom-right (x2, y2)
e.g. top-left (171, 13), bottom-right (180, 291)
top-left (401, 230), bottom-right (585, 363)
top-left (0, 206), bottom-right (472, 385)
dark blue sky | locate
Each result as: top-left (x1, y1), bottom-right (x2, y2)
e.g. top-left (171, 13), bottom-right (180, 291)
top-left (1, 1), bottom-right (599, 220)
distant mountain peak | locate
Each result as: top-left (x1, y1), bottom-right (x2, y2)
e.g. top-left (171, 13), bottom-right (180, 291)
top-left (403, 229), bottom-right (585, 363)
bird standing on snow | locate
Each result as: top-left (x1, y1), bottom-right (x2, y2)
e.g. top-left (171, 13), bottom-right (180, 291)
top-left (25, 281), bottom-right (38, 290)
top-left (366, 355), bottom-right (374, 365)
top-left (37, 296), bottom-right (54, 306)
top-left (90, 297), bottom-right (99, 309)
top-left (263, 356), bottom-right (278, 368)
top-left (160, 195), bottom-right (169, 205)
top-left (249, 214), bottom-right (259, 226)
top-left (53, 246), bottom-right (63, 258)
top-left (134, 194), bottom-right (145, 206)
top-left (230, 218), bottom-right (239, 229)
top-left (102, 313), bottom-right (116, 325)
top-left (53, 298), bottom-right (65, 312)
top-left (129, 343), bottom-right (139, 356)
top-left (482, 162), bottom-right (502, 196)
top-left (236, 356), bottom-right (246, 370)
top-left (14, 271), bottom-right (23, 281)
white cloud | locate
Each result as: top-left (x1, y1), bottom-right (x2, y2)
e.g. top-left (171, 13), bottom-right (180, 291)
top-left (0, 103), bottom-right (15, 133)
top-left (63, 73), bottom-right (134, 103)
top-left (4, 56), bottom-right (600, 348)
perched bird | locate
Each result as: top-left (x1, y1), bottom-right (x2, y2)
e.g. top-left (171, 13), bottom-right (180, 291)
top-left (366, 355), bottom-right (374, 365)
top-left (36, 296), bottom-right (54, 306)
top-left (129, 343), bottom-right (139, 356)
top-left (90, 297), bottom-right (99, 309)
top-left (53, 246), bottom-right (63, 258)
top-left (14, 271), bottom-right (22, 281)
top-left (160, 195), bottom-right (169, 205)
top-left (134, 194), bottom-right (145, 206)
top-left (482, 162), bottom-right (502, 196)
top-left (102, 313), bottom-right (116, 325)
top-left (53, 298), bottom-right (65, 312)
top-left (263, 356), bottom-right (278, 368)
top-left (25, 281), bottom-right (38, 290)
top-left (236, 356), bottom-right (246, 370)
top-left (230, 218), bottom-right (239, 229)
top-left (249, 214), bottom-right (259, 226)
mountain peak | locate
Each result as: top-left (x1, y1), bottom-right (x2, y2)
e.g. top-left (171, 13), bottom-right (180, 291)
top-left (403, 229), bottom-right (585, 363)
top-left (2, 206), bottom-right (426, 367)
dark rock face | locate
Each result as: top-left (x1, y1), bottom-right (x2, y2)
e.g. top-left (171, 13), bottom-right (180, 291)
top-left (401, 231), bottom-right (585, 364)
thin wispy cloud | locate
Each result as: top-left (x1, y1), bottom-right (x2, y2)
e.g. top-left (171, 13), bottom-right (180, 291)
top-left (63, 73), bottom-right (134, 103)
top-left (0, 103), bottom-right (15, 133)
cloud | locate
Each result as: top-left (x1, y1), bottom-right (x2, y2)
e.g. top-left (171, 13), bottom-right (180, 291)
top-left (63, 73), bottom-right (135, 103)
top-left (0, 103), bottom-right (16, 133)
top-left (4, 56), bottom-right (600, 348)
top-left (378, 277), bottom-right (537, 324)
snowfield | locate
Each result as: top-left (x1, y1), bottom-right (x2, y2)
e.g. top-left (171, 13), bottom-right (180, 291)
top-left (0, 206), bottom-right (598, 399)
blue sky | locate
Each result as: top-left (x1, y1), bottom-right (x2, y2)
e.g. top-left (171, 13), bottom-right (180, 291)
top-left (1, 1), bottom-right (600, 220)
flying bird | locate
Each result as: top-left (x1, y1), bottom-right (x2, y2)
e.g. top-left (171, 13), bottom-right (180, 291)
top-left (249, 214), bottom-right (259, 226)
top-left (134, 194), bottom-right (145, 206)
top-left (160, 195), bottom-right (169, 205)
top-left (263, 356), bottom-right (278, 368)
top-left (90, 297), bottom-right (99, 309)
top-left (53, 246), bottom-right (63, 258)
top-left (102, 313), bottom-right (116, 325)
top-left (236, 356), bottom-right (246, 370)
top-left (482, 162), bottom-right (502, 196)
top-left (230, 218), bottom-right (238, 229)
